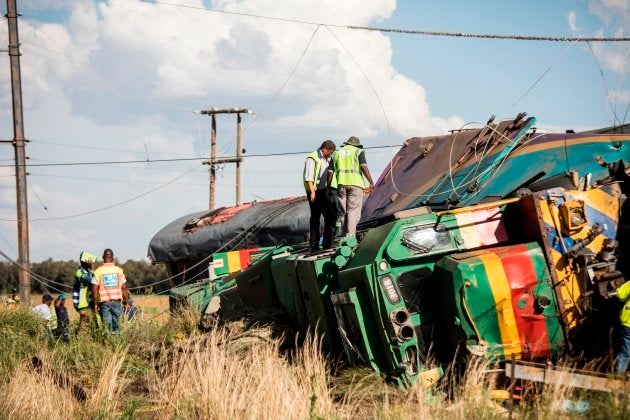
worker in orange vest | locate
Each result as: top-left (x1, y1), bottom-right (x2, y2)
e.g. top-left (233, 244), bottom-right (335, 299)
top-left (92, 248), bottom-right (129, 334)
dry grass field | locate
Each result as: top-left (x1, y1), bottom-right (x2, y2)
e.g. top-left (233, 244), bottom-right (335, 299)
top-left (27, 293), bottom-right (170, 322)
top-left (1, 294), bottom-right (628, 419)
top-left (128, 294), bottom-right (169, 321)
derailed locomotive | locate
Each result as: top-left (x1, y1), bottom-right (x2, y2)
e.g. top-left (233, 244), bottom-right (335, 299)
top-left (168, 114), bottom-right (630, 388)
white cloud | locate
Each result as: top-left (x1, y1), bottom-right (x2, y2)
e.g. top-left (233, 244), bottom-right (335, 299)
top-left (609, 88), bottom-right (630, 104)
top-left (0, 2), bottom-right (101, 117)
top-left (92, 0), bottom-right (459, 137)
top-left (587, 1), bottom-right (629, 75)
top-left (215, 0), bottom-right (396, 26)
top-left (1, 0), bottom-right (465, 261)
top-left (28, 222), bottom-right (105, 263)
top-left (568, 11), bottom-right (579, 32)
top-left (589, 0), bottom-right (630, 25)
top-left (565, 1), bottom-right (630, 125)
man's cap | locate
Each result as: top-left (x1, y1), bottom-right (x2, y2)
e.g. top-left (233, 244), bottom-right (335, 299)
top-left (42, 293), bottom-right (53, 302)
top-left (343, 136), bottom-right (362, 147)
top-left (58, 295), bottom-right (66, 300)
top-left (80, 251), bottom-right (97, 264)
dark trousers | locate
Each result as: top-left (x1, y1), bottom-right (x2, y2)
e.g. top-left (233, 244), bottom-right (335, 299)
top-left (308, 189), bottom-right (335, 251)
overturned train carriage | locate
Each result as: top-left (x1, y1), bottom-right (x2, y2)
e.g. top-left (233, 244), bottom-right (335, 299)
top-left (148, 197), bottom-right (310, 284)
top-left (166, 115), bottom-right (630, 387)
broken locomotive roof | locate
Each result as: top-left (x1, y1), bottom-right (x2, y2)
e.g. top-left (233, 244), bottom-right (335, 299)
top-left (361, 114), bottom-right (630, 224)
top-left (148, 196), bottom-right (309, 263)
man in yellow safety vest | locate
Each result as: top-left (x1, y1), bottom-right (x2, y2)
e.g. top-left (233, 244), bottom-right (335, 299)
top-left (303, 140), bottom-right (336, 251)
top-left (329, 136), bottom-right (375, 238)
top-left (616, 280), bottom-right (630, 374)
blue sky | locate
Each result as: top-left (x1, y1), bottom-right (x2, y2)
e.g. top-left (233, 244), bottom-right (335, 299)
top-left (0, 0), bottom-right (627, 263)
top-left (389, 0), bottom-right (628, 127)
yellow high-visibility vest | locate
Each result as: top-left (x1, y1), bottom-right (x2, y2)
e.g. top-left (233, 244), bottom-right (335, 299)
top-left (333, 145), bottom-right (364, 188)
top-left (303, 150), bottom-right (322, 192)
top-left (617, 281), bottom-right (630, 327)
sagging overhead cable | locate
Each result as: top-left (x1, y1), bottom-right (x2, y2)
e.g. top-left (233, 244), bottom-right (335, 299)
top-left (140, 0), bottom-right (630, 42)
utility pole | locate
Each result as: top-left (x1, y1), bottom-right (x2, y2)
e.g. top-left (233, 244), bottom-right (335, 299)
top-left (209, 114), bottom-right (217, 210)
top-left (236, 112), bottom-right (242, 206)
top-left (196, 107), bottom-right (251, 209)
top-left (6, 0), bottom-right (31, 304)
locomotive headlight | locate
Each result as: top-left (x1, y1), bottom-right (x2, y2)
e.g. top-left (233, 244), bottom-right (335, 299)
top-left (401, 224), bottom-right (450, 254)
top-left (379, 275), bottom-right (401, 304)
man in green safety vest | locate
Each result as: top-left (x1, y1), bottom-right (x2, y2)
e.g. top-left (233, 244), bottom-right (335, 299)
top-left (303, 140), bottom-right (336, 252)
top-left (329, 136), bottom-right (375, 238)
top-left (73, 251), bottom-right (97, 333)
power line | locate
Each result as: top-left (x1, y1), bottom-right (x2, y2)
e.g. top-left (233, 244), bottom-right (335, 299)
top-left (0, 163), bottom-right (204, 222)
top-left (29, 138), bottom-right (203, 158)
top-left (586, 41), bottom-right (624, 126)
top-left (0, 229), bottom-right (16, 257)
top-left (324, 25), bottom-right (393, 153)
top-left (509, 40), bottom-right (578, 110)
top-left (30, 188), bottom-right (75, 250)
top-left (215, 24), bottom-right (321, 170)
top-left (140, 0), bottom-right (630, 42)
top-left (0, 144), bottom-right (401, 168)
top-left (0, 248), bottom-right (72, 292)
top-left (128, 199), bottom-right (303, 292)
top-left (347, 25), bottom-right (630, 42)
top-left (28, 171), bottom-right (334, 188)
top-left (234, 25), bottom-right (321, 201)
top-left (29, 172), bottom-right (208, 186)
top-left (22, 159), bottom-right (208, 174)
top-left (1, 156), bottom-right (205, 168)
top-left (240, 25), bottom-right (322, 144)
top-left (140, 0), bottom-right (331, 26)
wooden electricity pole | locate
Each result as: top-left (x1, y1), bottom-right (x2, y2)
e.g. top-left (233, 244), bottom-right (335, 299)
top-left (197, 107), bottom-right (251, 210)
top-left (6, 0), bottom-right (31, 304)
top-left (236, 112), bottom-right (242, 206)
top-left (209, 114), bottom-right (217, 210)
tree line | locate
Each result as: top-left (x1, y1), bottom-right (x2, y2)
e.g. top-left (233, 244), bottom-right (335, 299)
top-left (0, 259), bottom-right (169, 295)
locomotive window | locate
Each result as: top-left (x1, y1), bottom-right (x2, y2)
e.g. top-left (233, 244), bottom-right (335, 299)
top-left (401, 224), bottom-right (451, 254)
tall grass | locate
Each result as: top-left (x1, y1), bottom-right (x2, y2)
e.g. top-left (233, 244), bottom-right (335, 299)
top-left (0, 359), bottom-right (82, 419)
top-left (0, 305), bottom-right (46, 377)
top-left (146, 326), bottom-right (335, 418)
top-left (0, 304), bottom-right (627, 419)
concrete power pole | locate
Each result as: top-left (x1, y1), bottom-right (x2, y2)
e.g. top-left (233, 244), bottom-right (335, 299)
top-left (196, 107), bottom-right (251, 210)
top-left (6, 0), bottom-right (31, 304)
